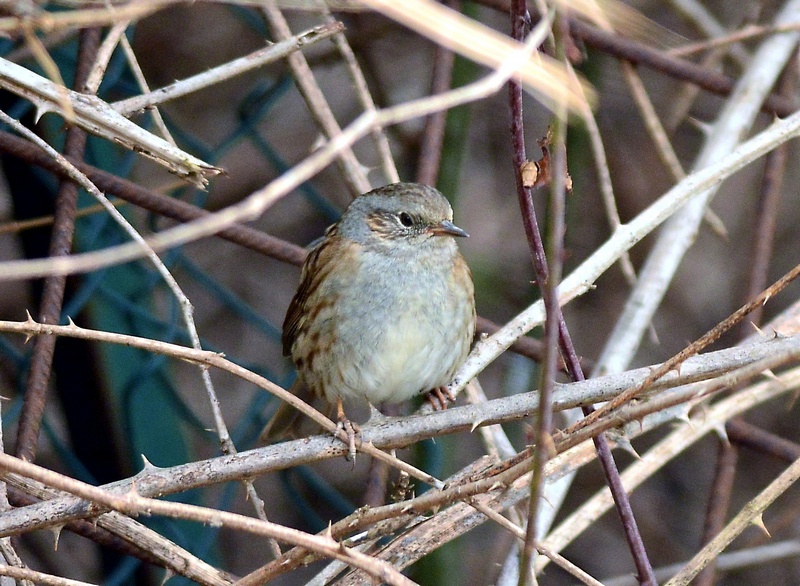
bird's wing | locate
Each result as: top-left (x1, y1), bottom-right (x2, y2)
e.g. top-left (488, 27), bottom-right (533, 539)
top-left (281, 224), bottom-right (340, 357)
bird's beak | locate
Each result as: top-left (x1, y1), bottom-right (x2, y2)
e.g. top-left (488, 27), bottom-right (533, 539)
top-left (429, 220), bottom-right (469, 238)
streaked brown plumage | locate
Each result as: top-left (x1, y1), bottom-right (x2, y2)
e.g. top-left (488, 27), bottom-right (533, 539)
top-left (262, 183), bottom-right (475, 450)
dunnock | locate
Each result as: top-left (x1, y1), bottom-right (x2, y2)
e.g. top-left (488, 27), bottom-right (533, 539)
top-left (262, 182), bottom-right (476, 457)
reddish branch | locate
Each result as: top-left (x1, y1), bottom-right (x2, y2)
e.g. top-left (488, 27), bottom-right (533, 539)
top-left (507, 5), bottom-right (655, 584)
top-left (415, 0), bottom-right (459, 186)
top-left (15, 28), bottom-right (101, 462)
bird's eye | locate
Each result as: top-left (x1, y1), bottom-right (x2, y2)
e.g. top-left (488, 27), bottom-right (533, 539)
top-left (398, 212), bottom-right (414, 227)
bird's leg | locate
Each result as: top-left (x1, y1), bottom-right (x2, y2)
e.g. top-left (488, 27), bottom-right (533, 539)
top-left (425, 386), bottom-right (455, 410)
top-left (335, 397), bottom-right (360, 462)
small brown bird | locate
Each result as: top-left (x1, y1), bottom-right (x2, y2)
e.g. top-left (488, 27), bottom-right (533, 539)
top-left (261, 183), bottom-right (476, 457)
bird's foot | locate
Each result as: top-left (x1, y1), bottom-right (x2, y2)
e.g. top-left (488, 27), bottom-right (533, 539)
top-left (335, 398), bottom-right (361, 462)
top-left (425, 386), bottom-right (455, 411)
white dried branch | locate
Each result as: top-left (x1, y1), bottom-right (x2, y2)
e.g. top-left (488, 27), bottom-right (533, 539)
top-left (317, 5), bottom-right (399, 185)
top-left (665, 454), bottom-right (800, 584)
top-left (452, 105), bottom-right (800, 393)
top-left (604, 540), bottom-right (800, 586)
top-left (0, 15), bottom-right (553, 281)
top-left (262, 2), bottom-right (371, 197)
top-left (535, 365), bottom-right (800, 573)
top-left (594, 0), bottom-right (800, 376)
top-left (1, 313), bottom-right (799, 537)
top-left (0, 453), bottom-right (415, 586)
top-left (0, 565), bottom-right (98, 586)
top-left (357, 0), bottom-right (593, 117)
top-left (111, 22), bottom-right (342, 116)
top-left (0, 57), bottom-right (220, 185)
top-left (0, 2), bottom-right (164, 32)
top-left (665, 0), bottom-right (751, 67)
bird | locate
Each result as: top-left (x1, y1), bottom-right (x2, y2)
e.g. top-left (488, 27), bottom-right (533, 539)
top-left (261, 182), bottom-right (476, 459)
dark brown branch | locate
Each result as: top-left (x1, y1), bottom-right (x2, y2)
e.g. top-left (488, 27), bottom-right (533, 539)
top-left (507, 7), bottom-right (654, 584)
top-left (727, 420), bottom-right (800, 463)
top-left (694, 440), bottom-right (738, 586)
top-left (15, 27), bottom-right (100, 462)
top-left (0, 130), bottom-right (306, 266)
top-left (415, 0), bottom-right (458, 186)
top-left (697, 64), bottom-right (793, 585)
top-left (476, 0), bottom-right (798, 117)
top-left (507, 2), bottom-right (554, 581)
top-left (567, 18), bottom-right (797, 117)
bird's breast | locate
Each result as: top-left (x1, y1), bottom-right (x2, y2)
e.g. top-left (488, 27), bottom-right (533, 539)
top-left (322, 247), bottom-right (470, 403)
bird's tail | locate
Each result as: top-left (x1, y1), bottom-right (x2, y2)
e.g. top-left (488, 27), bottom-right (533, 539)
top-left (259, 380), bottom-right (314, 442)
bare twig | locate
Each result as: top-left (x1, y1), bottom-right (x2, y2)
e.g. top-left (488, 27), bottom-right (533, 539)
top-left (112, 22), bottom-right (344, 116)
top-left (261, 1), bottom-right (371, 197)
top-left (593, 0), bottom-right (800, 377)
top-left (415, 0), bottom-right (458, 186)
top-left (0, 58), bottom-right (220, 185)
top-left (0, 452), bottom-right (416, 586)
top-left (3, 317), bottom-right (800, 539)
top-left (665, 456), bottom-right (800, 585)
top-left (15, 27), bottom-right (99, 463)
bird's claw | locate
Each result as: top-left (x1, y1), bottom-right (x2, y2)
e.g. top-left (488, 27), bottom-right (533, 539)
top-left (426, 386), bottom-right (455, 410)
top-left (335, 416), bottom-right (361, 463)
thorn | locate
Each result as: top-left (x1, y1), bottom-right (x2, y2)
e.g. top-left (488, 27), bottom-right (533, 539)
top-left (310, 133), bottom-right (326, 151)
top-left (648, 324), bottom-right (660, 345)
top-left (762, 369), bottom-right (781, 382)
top-left (23, 311), bottom-right (37, 343)
top-left (140, 454), bottom-right (159, 471)
top-left (687, 116), bottom-right (713, 136)
top-left (325, 522), bottom-right (333, 539)
top-left (358, 162), bottom-right (374, 178)
top-left (366, 403), bottom-right (385, 423)
top-left (711, 422), bottom-right (729, 444)
top-left (673, 408), bottom-right (693, 429)
top-left (160, 570), bottom-right (175, 586)
top-left (67, 316), bottom-right (76, 327)
top-left (470, 415), bottom-right (486, 433)
top-left (51, 524), bottom-right (64, 550)
top-left (207, 515), bottom-right (223, 528)
top-left (750, 322), bottom-right (766, 336)
top-left (33, 104), bottom-right (48, 124)
top-left (703, 208), bottom-right (728, 240)
top-left (763, 292), bottom-right (772, 306)
top-left (612, 434), bottom-right (641, 459)
top-left (751, 514), bottom-right (770, 538)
